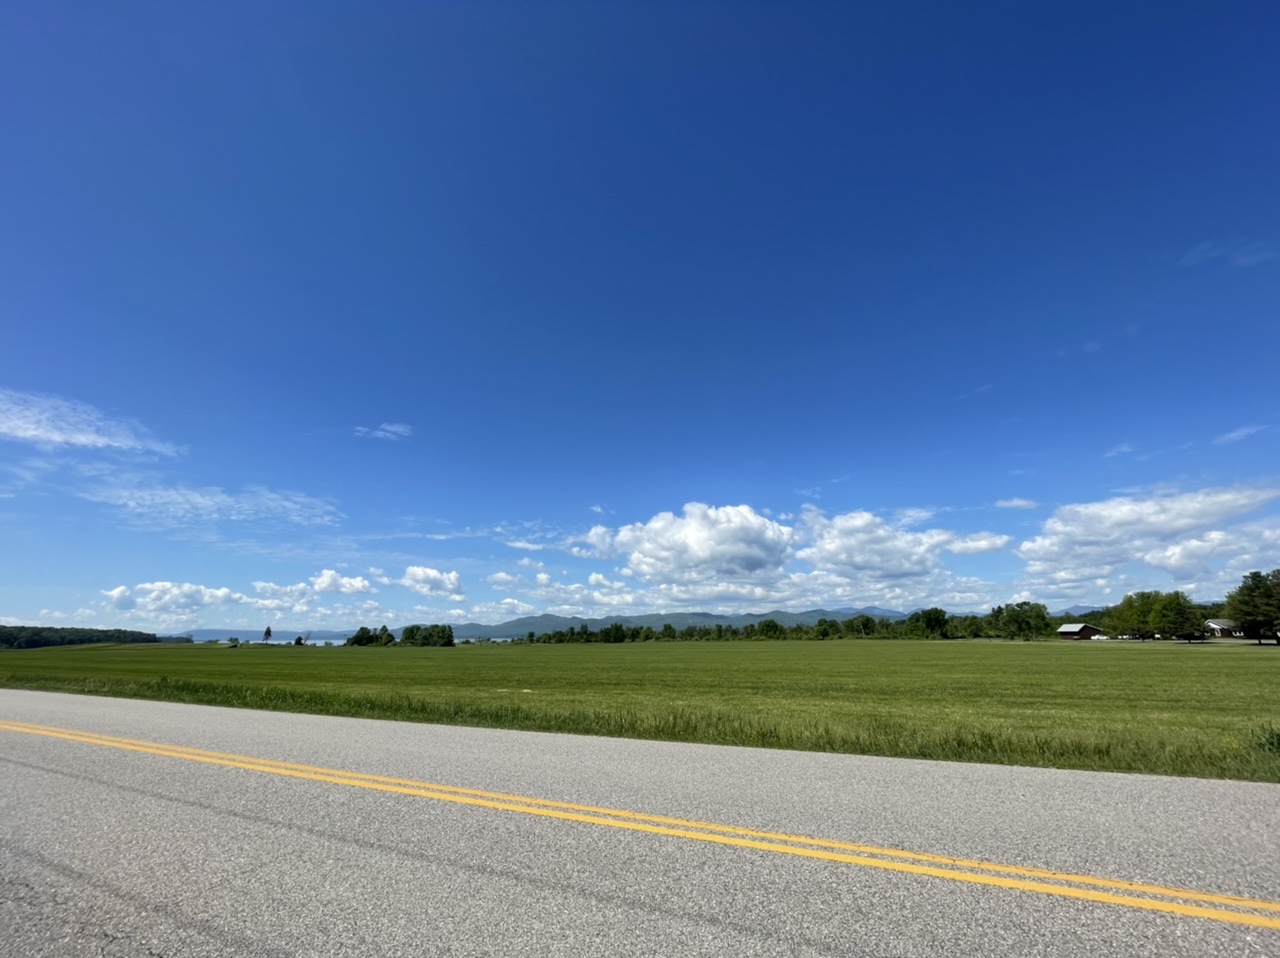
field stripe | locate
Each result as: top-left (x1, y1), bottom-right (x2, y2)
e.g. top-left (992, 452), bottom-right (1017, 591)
top-left (4, 719), bottom-right (1279, 931)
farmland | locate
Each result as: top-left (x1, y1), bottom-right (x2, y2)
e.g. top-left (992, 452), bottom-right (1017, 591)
top-left (2, 639), bottom-right (1279, 781)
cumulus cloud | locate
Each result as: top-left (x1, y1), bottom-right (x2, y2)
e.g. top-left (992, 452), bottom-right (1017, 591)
top-left (996, 498), bottom-right (1038, 509)
top-left (486, 572), bottom-right (519, 588)
top-left (102, 585), bottom-right (136, 610)
top-left (1016, 485), bottom-right (1280, 598)
top-left (569, 524), bottom-right (615, 558)
top-left (797, 507), bottom-right (1007, 578)
top-left (101, 569), bottom-right (389, 628)
top-left (947, 532), bottom-right (1013, 555)
top-left (612, 503), bottom-right (795, 584)
top-left (78, 484), bottom-right (342, 527)
top-left (397, 566), bottom-right (465, 600)
top-left (1213, 425), bottom-right (1267, 445)
top-left (104, 582), bottom-right (247, 621)
top-left (0, 388), bottom-right (177, 455)
top-left (309, 569), bottom-right (372, 593)
top-left (354, 423), bottom-right (413, 441)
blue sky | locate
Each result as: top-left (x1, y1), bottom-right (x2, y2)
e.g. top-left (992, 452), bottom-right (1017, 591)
top-left (3, 2), bottom-right (1278, 632)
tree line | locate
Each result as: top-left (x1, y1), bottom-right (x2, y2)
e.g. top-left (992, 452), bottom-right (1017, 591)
top-left (0, 626), bottom-right (161, 650)
top-left (496, 568), bottom-right (1280, 645)
top-left (331, 569), bottom-right (1280, 648)
top-left (344, 624), bottom-right (455, 646)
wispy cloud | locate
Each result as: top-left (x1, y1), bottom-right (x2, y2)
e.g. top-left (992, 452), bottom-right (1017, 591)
top-left (78, 484), bottom-right (343, 528)
top-left (1104, 443), bottom-right (1133, 458)
top-left (1180, 239), bottom-right (1279, 269)
top-left (995, 498), bottom-right (1038, 509)
top-left (504, 540), bottom-right (547, 551)
top-left (1214, 425), bottom-right (1267, 445)
top-left (355, 423), bottom-right (413, 441)
top-left (894, 507), bottom-right (936, 528)
top-left (0, 388), bottom-right (178, 455)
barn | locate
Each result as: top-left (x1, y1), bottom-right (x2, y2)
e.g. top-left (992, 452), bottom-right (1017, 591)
top-left (1056, 623), bottom-right (1104, 640)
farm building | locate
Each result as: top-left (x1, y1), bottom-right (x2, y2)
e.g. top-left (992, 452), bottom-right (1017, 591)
top-left (1204, 619), bottom-right (1241, 637)
top-left (1056, 623), bottom-right (1104, 640)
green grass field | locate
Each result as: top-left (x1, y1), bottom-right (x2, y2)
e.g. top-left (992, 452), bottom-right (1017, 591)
top-left (3, 639), bottom-right (1279, 781)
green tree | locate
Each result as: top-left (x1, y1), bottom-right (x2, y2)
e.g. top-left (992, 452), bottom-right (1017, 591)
top-left (918, 607), bottom-right (948, 637)
top-left (421, 624), bottom-right (454, 646)
top-left (813, 618), bottom-right (840, 639)
top-left (1107, 591), bottom-right (1162, 641)
top-left (1225, 570), bottom-right (1280, 644)
top-left (345, 626), bottom-right (377, 646)
top-left (1002, 601), bottom-right (1050, 639)
top-left (1151, 591), bottom-right (1202, 641)
top-left (842, 614), bottom-right (877, 637)
top-left (263, 626), bottom-right (272, 644)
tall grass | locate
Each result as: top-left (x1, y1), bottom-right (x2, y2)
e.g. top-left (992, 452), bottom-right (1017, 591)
top-left (3, 640), bottom-right (1279, 781)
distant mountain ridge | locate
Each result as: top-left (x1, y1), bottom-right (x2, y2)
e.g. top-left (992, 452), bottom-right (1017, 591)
top-left (179, 608), bottom-right (913, 643)
top-left (180, 605), bottom-right (1121, 643)
top-left (449, 607), bottom-right (913, 639)
top-left (1051, 605), bottom-right (1105, 617)
top-left (180, 629), bottom-right (355, 645)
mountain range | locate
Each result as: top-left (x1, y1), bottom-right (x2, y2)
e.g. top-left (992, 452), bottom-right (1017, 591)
top-left (171, 605), bottom-right (1113, 644)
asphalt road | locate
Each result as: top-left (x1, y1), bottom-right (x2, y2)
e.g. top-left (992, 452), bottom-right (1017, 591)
top-left (2, 690), bottom-right (1278, 957)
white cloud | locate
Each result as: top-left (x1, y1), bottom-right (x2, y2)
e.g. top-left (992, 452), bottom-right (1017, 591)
top-left (79, 484), bottom-right (342, 527)
top-left (309, 569), bottom-right (373, 593)
top-left (799, 509), bottom-right (939, 578)
top-left (102, 585), bottom-right (136, 610)
top-left (0, 388), bottom-right (177, 455)
top-left (354, 423), bottom-right (413, 441)
top-left (1180, 240), bottom-right (1223, 267)
top-left (894, 507), bottom-right (936, 528)
top-left (590, 504), bottom-right (604, 514)
top-left (100, 573), bottom-right (404, 630)
top-left (1213, 425), bottom-right (1267, 445)
top-left (465, 598), bottom-right (539, 622)
top-left (995, 498), bottom-right (1038, 509)
top-left (397, 566), bottom-right (465, 600)
top-left (1180, 239), bottom-right (1279, 268)
top-left (1016, 485), bottom-right (1280, 598)
top-left (486, 572), bottom-right (519, 588)
top-left (111, 581), bottom-right (246, 619)
top-left (569, 524), bottom-right (615, 558)
top-left (1140, 531), bottom-right (1239, 577)
top-left (612, 503), bottom-right (795, 585)
top-left (1103, 443), bottom-right (1133, 458)
top-left (947, 532), bottom-right (1012, 555)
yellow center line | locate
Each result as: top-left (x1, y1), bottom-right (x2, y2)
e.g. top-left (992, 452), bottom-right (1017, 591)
top-left (3, 719), bottom-right (1278, 931)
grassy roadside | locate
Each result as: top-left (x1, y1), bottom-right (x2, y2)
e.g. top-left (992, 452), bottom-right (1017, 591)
top-left (3, 640), bottom-right (1279, 781)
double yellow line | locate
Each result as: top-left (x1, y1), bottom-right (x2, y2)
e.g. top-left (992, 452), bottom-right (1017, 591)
top-left (3, 718), bottom-right (1279, 931)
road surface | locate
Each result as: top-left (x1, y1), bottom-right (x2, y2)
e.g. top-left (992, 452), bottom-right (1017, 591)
top-left (2, 690), bottom-right (1278, 957)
